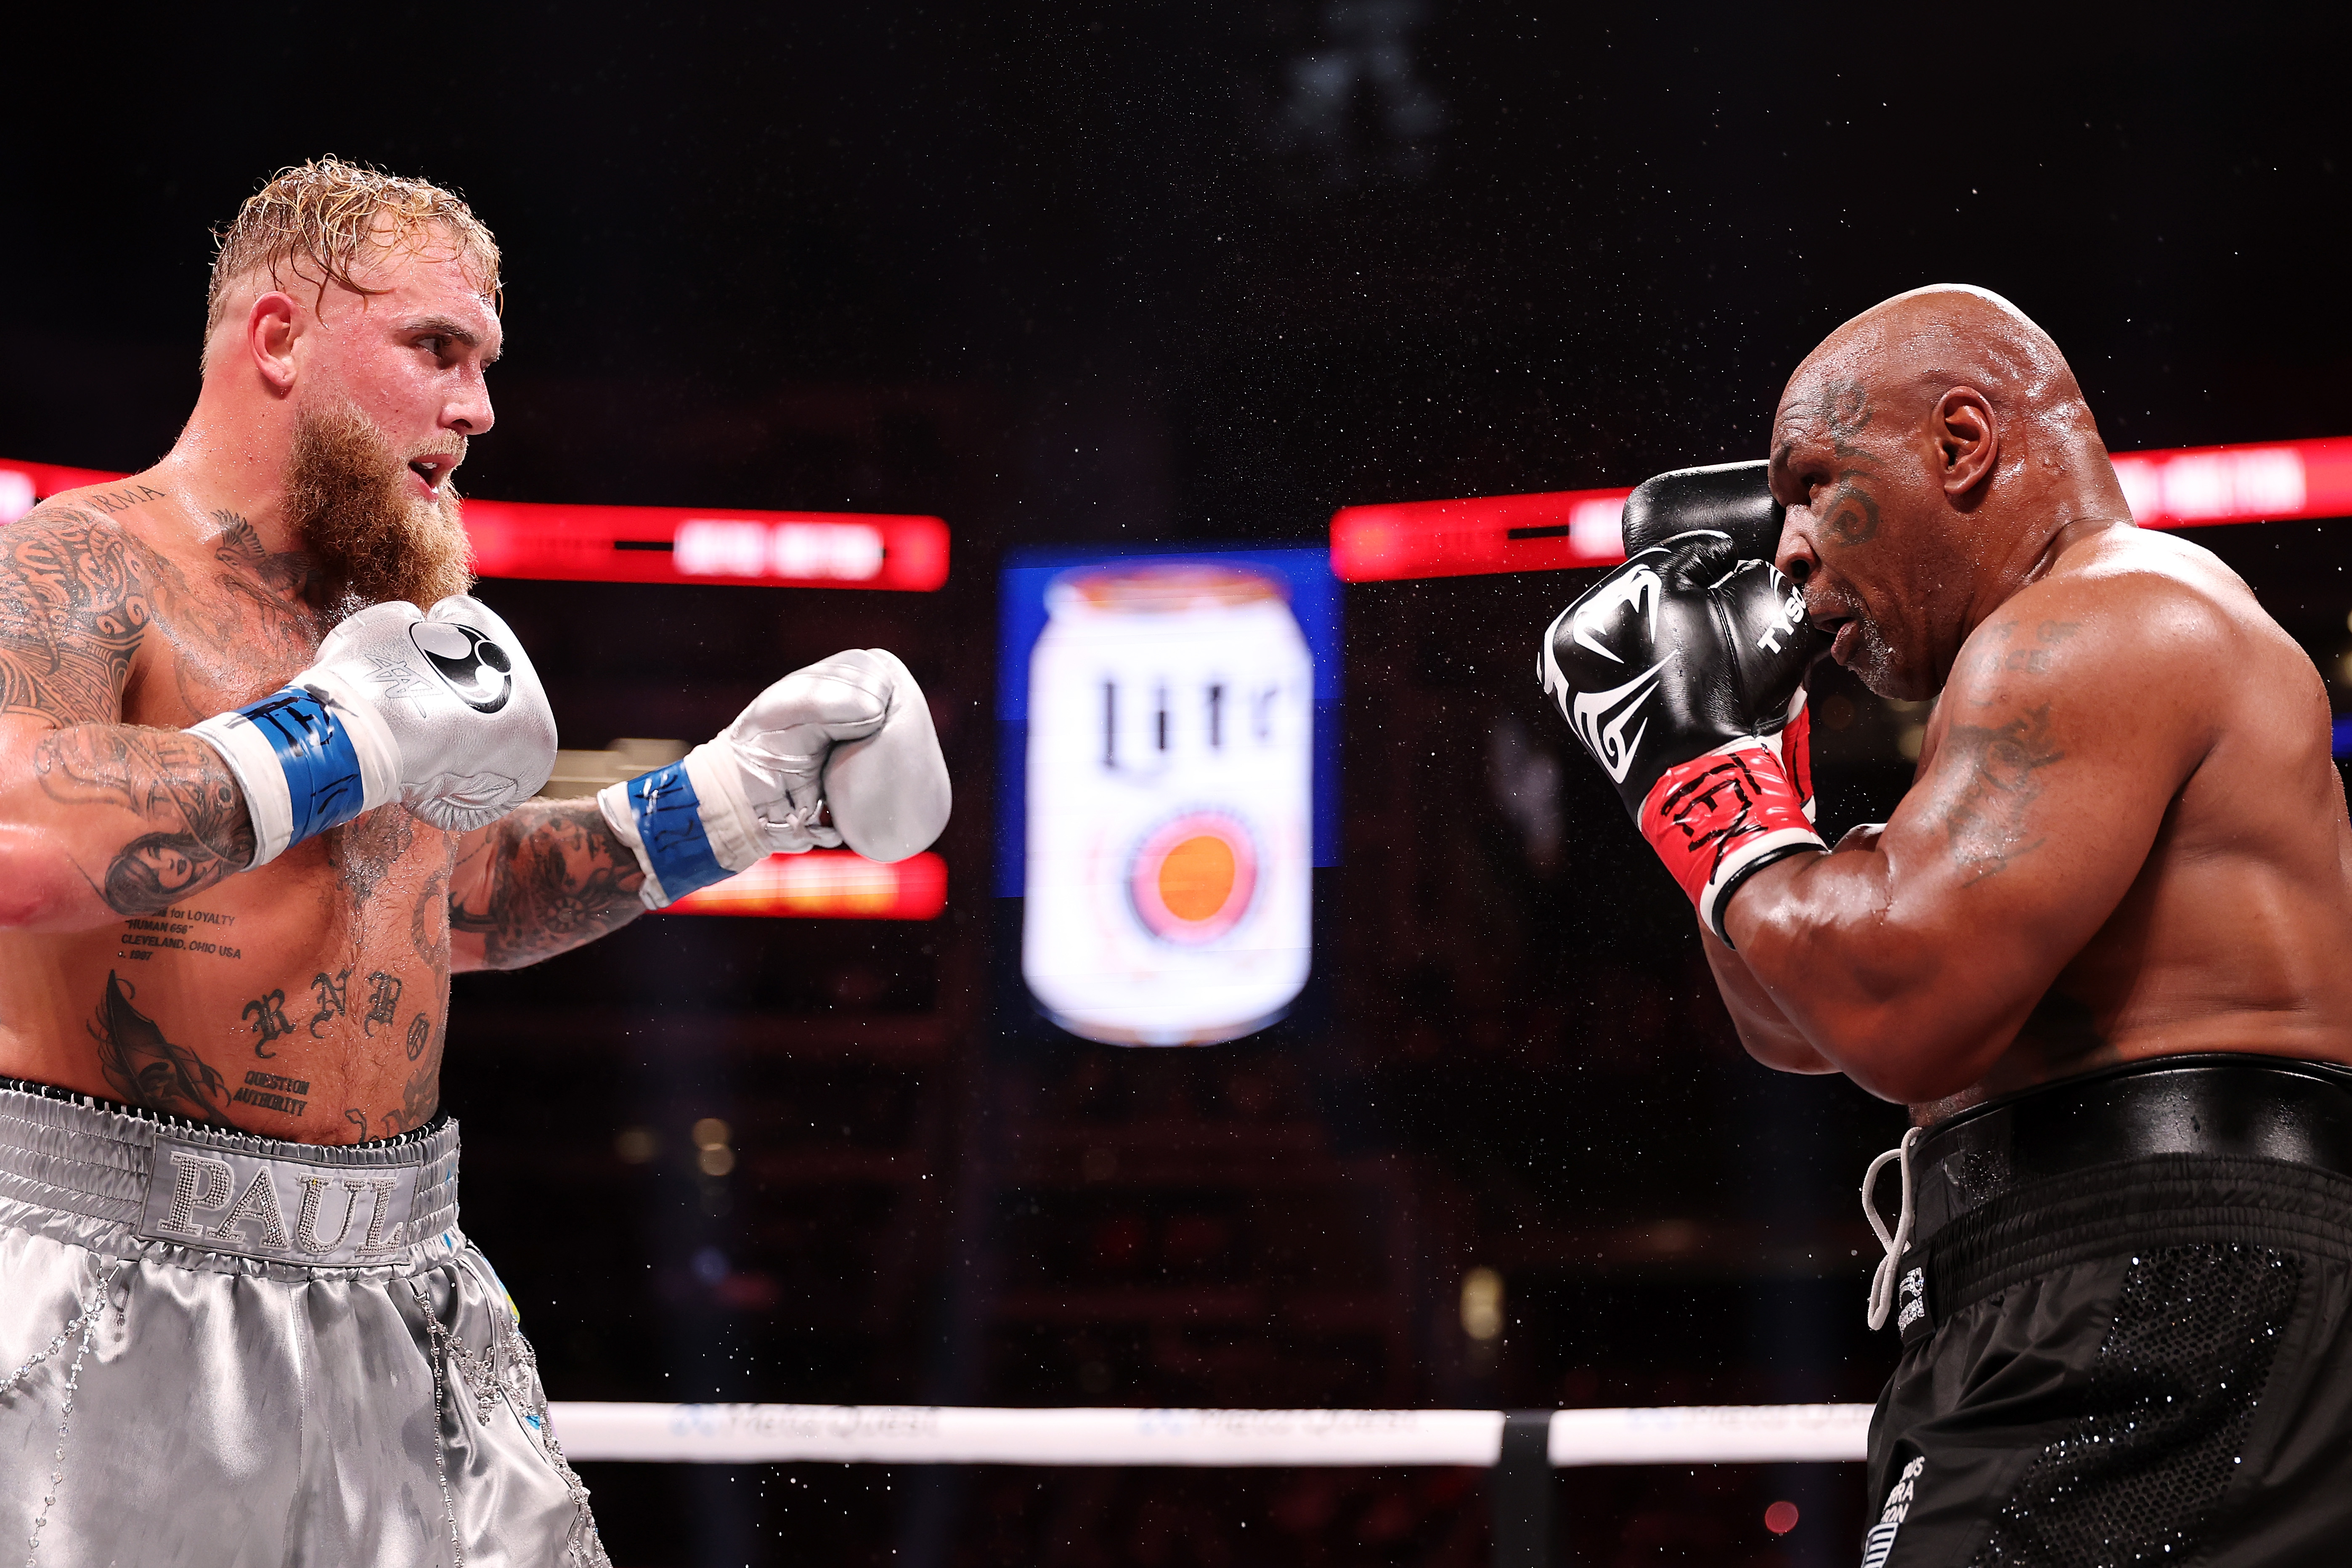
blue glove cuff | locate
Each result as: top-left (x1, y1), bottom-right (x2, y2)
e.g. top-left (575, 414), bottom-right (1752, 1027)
top-left (187, 684), bottom-right (372, 865)
top-left (244, 687), bottom-right (370, 847)
top-left (625, 761), bottom-right (730, 900)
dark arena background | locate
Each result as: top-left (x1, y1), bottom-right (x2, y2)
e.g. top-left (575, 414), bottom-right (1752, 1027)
top-left (8, 7), bottom-right (2352, 1564)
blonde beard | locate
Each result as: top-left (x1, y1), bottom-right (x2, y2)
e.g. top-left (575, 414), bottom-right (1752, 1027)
top-left (285, 403), bottom-right (475, 609)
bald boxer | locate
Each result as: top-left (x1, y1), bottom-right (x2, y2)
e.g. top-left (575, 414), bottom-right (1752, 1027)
top-left (1543, 287), bottom-right (2352, 1565)
top-left (0, 159), bottom-right (949, 1565)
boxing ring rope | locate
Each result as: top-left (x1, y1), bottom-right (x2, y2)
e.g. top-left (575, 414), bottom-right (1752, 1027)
top-left (552, 1402), bottom-right (1869, 1564)
top-left (550, 1398), bottom-right (1871, 1465)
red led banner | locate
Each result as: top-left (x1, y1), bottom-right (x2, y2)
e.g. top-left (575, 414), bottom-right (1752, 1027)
top-left (662, 849), bottom-right (947, 921)
top-left (2110, 438), bottom-right (2352, 531)
top-left (464, 499), bottom-right (948, 591)
top-left (0, 460), bottom-right (949, 592)
top-left (1330, 436), bottom-right (2352, 583)
top-left (1331, 485), bottom-right (1634, 581)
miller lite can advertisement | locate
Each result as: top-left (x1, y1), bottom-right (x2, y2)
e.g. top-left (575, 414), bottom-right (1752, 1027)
top-left (997, 547), bottom-right (1340, 1046)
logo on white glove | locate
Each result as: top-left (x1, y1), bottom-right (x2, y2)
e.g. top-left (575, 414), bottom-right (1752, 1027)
top-left (409, 622), bottom-right (514, 714)
top-left (362, 650), bottom-right (441, 706)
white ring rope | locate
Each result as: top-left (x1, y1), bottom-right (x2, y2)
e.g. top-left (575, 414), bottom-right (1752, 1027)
top-left (548, 1402), bottom-right (1872, 1467)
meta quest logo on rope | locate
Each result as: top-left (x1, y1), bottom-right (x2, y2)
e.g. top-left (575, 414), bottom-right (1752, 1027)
top-left (998, 547), bottom-right (1340, 1046)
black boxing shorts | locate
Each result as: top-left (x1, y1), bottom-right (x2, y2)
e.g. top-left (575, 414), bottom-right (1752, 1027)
top-left (1859, 1054), bottom-right (2352, 1566)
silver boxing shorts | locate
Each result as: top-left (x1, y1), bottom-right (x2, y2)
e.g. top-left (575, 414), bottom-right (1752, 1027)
top-left (0, 1082), bottom-right (608, 1567)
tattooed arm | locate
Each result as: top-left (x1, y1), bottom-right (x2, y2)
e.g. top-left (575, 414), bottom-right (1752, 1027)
top-left (0, 508), bottom-right (259, 928)
top-left (1718, 573), bottom-right (2221, 1102)
top-left (446, 799), bottom-right (647, 971)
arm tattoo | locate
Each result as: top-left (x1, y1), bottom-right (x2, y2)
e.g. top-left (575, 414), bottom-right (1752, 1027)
top-left (451, 800), bottom-right (648, 968)
top-left (90, 969), bottom-right (229, 1122)
top-left (34, 724), bottom-right (256, 913)
top-left (4, 507), bottom-right (257, 912)
top-left (1939, 703), bottom-right (2064, 881)
top-left (1972, 620), bottom-right (2084, 681)
top-left (0, 508), bottom-right (153, 722)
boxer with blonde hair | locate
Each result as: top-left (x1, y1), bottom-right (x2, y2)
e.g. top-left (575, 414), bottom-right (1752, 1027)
top-left (0, 158), bottom-right (949, 1564)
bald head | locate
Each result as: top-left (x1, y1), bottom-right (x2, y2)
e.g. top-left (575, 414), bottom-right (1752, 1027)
top-left (1768, 286), bottom-right (2133, 698)
top-left (1786, 285), bottom-right (2096, 448)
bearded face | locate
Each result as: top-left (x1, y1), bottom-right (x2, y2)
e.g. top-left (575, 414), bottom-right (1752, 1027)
top-left (284, 403), bottom-right (475, 609)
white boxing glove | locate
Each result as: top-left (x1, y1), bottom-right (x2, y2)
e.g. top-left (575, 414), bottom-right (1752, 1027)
top-left (598, 647), bottom-right (950, 908)
top-left (188, 595), bottom-right (557, 865)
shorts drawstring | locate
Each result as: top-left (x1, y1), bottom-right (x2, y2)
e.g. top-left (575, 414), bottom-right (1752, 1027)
top-left (1865, 1127), bottom-right (1924, 1330)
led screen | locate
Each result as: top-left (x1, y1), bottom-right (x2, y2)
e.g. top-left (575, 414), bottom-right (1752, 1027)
top-left (998, 547), bottom-right (1340, 1045)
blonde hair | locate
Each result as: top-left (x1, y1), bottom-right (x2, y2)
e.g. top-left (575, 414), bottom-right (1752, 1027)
top-left (205, 157), bottom-right (501, 355)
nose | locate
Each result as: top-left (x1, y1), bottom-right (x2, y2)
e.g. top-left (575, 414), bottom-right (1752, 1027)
top-left (1775, 523), bottom-right (1818, 587)
top-left (447, 367), bottom-right (495, 438)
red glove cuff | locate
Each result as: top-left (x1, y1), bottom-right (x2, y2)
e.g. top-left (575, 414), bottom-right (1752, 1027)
top-left (1637, 738), bottom-right (1824, 945)
top-left (1775, 690), bottom-right (1816, 822)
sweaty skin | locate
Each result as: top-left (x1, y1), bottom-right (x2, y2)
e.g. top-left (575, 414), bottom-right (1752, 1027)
top-left (0, 239), bottom-right (646, 1142)
top-left (1709, 285), bottom-right (2352, 1119)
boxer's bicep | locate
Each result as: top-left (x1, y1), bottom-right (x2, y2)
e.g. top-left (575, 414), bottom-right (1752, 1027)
top-left (445, 824), bottom-right (497, 971)
top-left (1853, 609), bottom-right (2190, 1077)
top-left (1888, 679), bottom-right (2162, 948)
top-left (1733, 594), bottom-right (2200, 1099)
top-left (0, 510), bottom-right (236, 928)
top-left (0, 507), bottom-right (148, 727)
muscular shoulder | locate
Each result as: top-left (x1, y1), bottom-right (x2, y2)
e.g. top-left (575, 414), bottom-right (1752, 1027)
top-left (0, 496), bottom-right (175, 725)
top-left (1941, 528), bottom-right (2293, 771)
top-left (1952, 530), bottom-right (2267, 699)
top-left (1, 494), bottom-right (156, 584)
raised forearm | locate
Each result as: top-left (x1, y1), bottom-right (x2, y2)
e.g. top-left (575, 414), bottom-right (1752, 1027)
top-left (1699, 920), bottom-right (1839, 1073)
top-left (1713, 820), bottom-right (1917, 1077)
top-left (448, 798), bottom-right (647, 971)
top-left (1724, 847), bottom-right (2032, 1101)
top-left (0, 721), bottom-right (257, 929)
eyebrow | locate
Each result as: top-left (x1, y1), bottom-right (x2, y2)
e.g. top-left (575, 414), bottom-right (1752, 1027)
top-left (401, 315), bottom-right (502, 364)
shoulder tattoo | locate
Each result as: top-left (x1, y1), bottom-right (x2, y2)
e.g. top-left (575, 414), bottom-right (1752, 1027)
top-left (0, 507), bottom-right (155, 724)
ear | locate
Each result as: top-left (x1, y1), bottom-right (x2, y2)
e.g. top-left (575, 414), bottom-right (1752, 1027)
top-left (1933, 386), bottom-right (1998, 498)
top-left (245, 291), bottom-right (302, 395)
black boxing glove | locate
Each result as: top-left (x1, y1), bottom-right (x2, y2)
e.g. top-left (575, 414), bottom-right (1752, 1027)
top-left (1538, 533), bottom-right (1827, 943)
top-left (1619, 458), bottom-right (1818, 825)
top-left (1619, 459), bottom-right (1783, 560)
